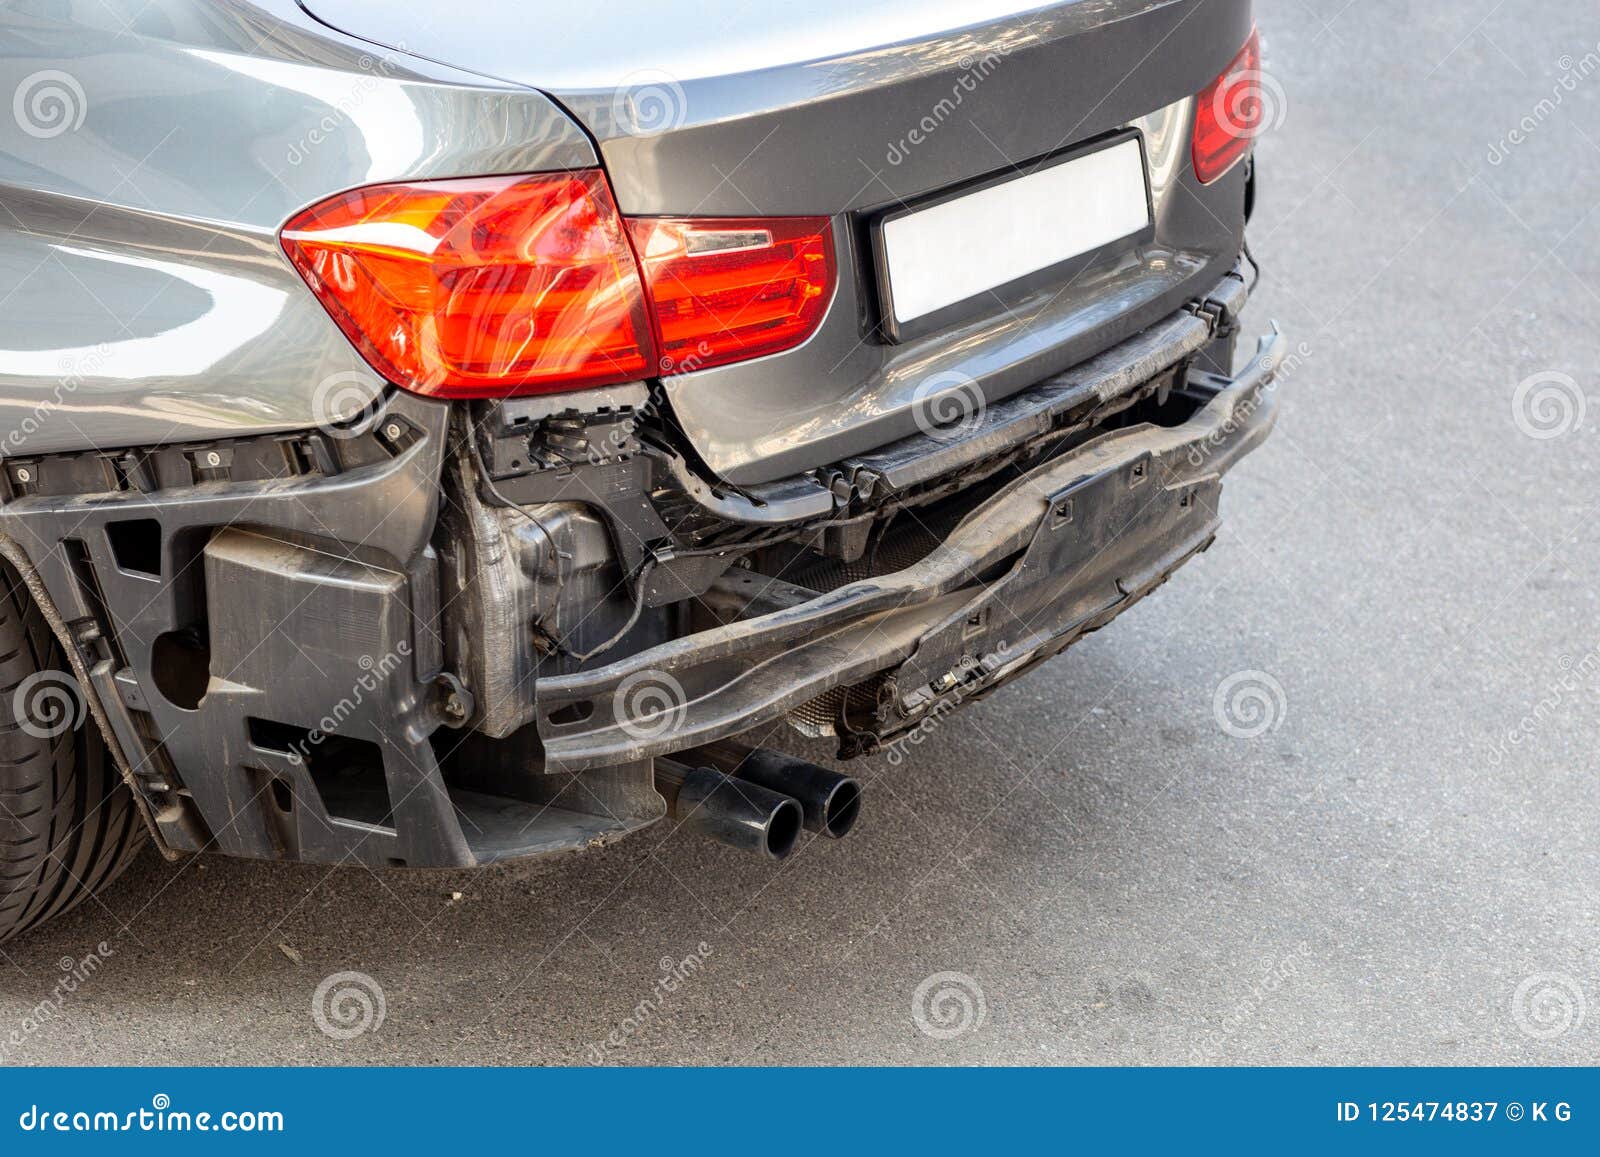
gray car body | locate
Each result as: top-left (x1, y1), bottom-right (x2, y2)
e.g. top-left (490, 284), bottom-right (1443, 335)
top-left (1, 0), bottom-right (1248, 477)
top-left (0, 0), bottom-right (592, 454)
top-left (0, 0), bottom-right (1270, 872)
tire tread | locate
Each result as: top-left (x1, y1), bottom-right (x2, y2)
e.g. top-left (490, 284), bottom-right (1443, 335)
top-left (0, 565), bottom-right (144, 944)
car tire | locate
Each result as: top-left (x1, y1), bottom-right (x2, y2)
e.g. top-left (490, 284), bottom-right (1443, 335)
top-left (0, 561), bottom-right (145, 945)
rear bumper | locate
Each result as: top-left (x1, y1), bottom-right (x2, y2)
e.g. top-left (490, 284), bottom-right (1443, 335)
top-left (534, 327), bottom-right (1284, 771)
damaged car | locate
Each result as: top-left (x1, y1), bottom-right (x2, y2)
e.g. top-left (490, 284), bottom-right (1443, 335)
top-left (0, 0), bottom-right (1279, 941)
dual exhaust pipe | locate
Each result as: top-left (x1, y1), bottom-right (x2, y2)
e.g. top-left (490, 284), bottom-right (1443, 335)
top-left (655, 742), bottom-right (862, 861)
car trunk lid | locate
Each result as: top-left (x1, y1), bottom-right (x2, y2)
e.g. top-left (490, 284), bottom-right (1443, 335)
top-left (301, 0), bottom-right (1255, 482)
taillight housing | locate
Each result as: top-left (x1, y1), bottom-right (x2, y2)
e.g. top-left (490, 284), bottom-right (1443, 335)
top-left (1192, 27), bottom-right (1262, 185)
top-left (281, 170), bottom-right (836, 398)
top-left (627, 217), bottom-right (834, 373)
top-left (281, 172), bottom-right (655, 398)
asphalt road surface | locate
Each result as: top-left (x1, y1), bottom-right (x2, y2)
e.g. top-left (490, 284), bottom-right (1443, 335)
top-left (4, 0), bottom-right (1598, 1065)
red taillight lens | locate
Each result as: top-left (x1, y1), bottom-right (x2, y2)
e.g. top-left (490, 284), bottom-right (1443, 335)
top-left (1192, 27), bottom-right (1262, 184)
top-left (283, 171), bottom-right (837, 395)
top-left (280, 171), bottom-right (655, 397)
top-left (627, 217), bottom-right (835, 373)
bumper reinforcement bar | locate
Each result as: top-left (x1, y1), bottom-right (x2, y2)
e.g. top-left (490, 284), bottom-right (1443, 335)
top-left (535, 327), bottom-right (1285, 771)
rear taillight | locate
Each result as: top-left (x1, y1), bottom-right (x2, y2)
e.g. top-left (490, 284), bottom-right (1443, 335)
top-left (627, 217), bottom-right (834, 373)
top-left (281, 171), bottom-right (835, 398)
top-left (1192, 27), bottom-right (1262, 185)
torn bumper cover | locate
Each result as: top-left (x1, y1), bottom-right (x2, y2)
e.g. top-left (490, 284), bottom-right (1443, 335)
top-left (535, 328), bottom-right (1285, 771)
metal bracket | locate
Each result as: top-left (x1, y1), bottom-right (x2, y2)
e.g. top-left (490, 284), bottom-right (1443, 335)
top-left (433, 671), bottom-right (474, 729)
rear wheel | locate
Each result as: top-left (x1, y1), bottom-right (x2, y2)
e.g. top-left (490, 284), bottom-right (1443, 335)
top-left (0, 562), bottom-right (145, 945)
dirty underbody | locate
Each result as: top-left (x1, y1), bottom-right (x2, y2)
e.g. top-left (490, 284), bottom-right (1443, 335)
top-left (0, 263), bottom-right (1278, 870)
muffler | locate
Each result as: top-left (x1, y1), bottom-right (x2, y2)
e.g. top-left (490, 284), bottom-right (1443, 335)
top-left (687, 742), bottom-right (862, 839)
top-left (654, 760), bottom-right (803, 860)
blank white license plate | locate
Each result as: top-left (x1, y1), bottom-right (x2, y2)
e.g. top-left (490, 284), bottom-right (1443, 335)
top-left (880, 136), bottom-right (1151, 327)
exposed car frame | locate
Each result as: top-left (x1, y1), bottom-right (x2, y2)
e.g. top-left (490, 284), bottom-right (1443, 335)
top-left (0, 0), bottom-right (1275, 942)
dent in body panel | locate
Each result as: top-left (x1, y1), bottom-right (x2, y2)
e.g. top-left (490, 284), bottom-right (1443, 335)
top-left (0, 0), bottom-right (595, 456)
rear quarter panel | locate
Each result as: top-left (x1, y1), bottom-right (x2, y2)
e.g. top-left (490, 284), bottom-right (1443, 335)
top-left (309, 0), bottom-right (1252, 483)
top-left (0, 0), bottom-right (593, 457)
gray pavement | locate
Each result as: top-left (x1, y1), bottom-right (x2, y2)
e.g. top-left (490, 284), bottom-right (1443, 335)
top-left (3, 0), bottom-right (1598, 1065)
